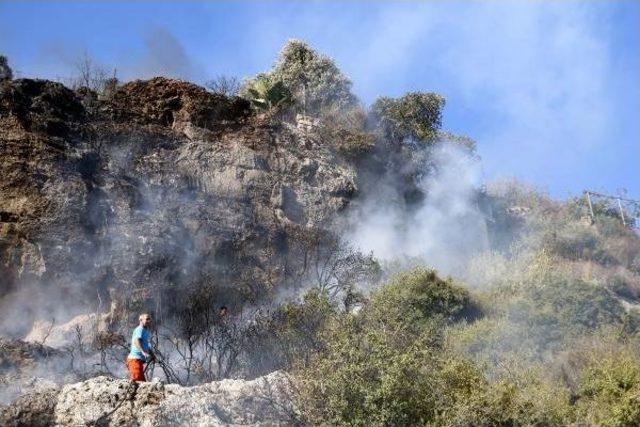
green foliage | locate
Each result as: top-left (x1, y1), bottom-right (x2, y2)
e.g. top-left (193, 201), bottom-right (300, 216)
top-left (242, 289), bottom-right (336, 377)
top-left (317, 106), bottom-right (375, 158)
top-left (371, 92), bottom-right (445, 143)
top-left (296, 268), bottom-right (484, 426)
top-left (240, 73), bottom-right (292, 112)
top-left (543, 222), bottom-right (618, 265)
top-left (576, 353), bottom-right (640, 426)
top-left (275, 290), bottom-right (336, 359)
top-left (367, 267), bottom-right (479, 334)
top-left (450, 278), bottom-right (627, 360)
top-left (271, 39), bottom-right (357, 113)
top-left (440, 371), bottom-right (574, 427)
top-left (437, 131), bottom-right (477, 153)
top-left (510, 279), bottom-right (626, 345)
top-left (298, 315), bottom-right (482, 426)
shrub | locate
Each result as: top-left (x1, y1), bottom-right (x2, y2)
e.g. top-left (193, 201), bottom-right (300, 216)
top-left (543, 222), bottom-right (617, 265)
top-left (508, 279), bottom-right (626, 350)
top-left (441, 371), bottom-right (574, 426)
top-left (205, 75), bottom-right (241, 97)
top-left (295, 268), bottom-right (485, 426)
top-left (70, 51), bottom-right (115, 95)
top-left (576, 353), bottom-right (640, 426)
top-left (366, 267), bottom-right (480, 335)
top-left (239, 73), bottom-right (292, 112)
top-left (371, 92), bottom-right (445, 143)
top-left (242, 290), bottom-right (336, 377)
top-left (316, 106), bottom-right (375, 158)
top-left (297, 316), bottom-right (482, 426)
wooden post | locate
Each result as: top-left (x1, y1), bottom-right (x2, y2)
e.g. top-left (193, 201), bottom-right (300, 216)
top-left (585, 191), bottom-right (595, 222)
top-left (617, 198), bottom-right (627, 227)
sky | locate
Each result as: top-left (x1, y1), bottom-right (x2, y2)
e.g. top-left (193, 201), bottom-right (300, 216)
top-left (1, 1), bottom-right (638, 199)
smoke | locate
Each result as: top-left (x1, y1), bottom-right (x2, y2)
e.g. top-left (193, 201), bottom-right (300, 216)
top-left (349, 142), bottom-right (489, 277)
top-left (134, 27), bottom-right (206, 82)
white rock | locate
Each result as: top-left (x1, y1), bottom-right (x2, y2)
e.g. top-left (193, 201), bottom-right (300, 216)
top-left (52, 372), bottom-right (296, 426)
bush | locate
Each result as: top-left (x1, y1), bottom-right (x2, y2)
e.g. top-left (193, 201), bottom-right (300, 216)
top-left (295, 268), bottom-right (484, 426)
top-left (298, 316), bottom-right (482, 426)
top-left (576, 353), bottom-right (640, 426)
top-left (441, 371), bottom-right (573, 426)
top-left (366, 267), bottom-right (480, 335)
top-left (447, 274), bottom-right (632, 372)
top-left (543, 222), bottom-right (617, 265)
top-left (205, 75), bottom-right (241, 97)
top-left (508, 279), bottom-right (626, 351)
top-left (239, 73), bottom-right (292, 112)
top-left (316, 106), bottom-right (375, 158)
top-left (371, 92), bottom-right (445, 143)
top-left (242, 290), bottom-right (336, 377)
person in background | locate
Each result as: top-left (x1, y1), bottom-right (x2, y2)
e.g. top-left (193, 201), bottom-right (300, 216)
top-left (219, 306), bottom-right (229, 319)
top-left (126, 313), bottom-right (154, 382)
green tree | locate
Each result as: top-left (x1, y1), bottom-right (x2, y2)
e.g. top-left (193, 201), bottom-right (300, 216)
top-left (296, 268), bottom-right (484, 426)
top-left (243, 40), bottom-right (357, 115)
top-left (371, 92), bottom-right (445, 143)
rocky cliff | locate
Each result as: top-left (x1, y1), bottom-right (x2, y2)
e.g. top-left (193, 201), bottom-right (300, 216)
top-left (0, 371), bottom-right (295, 426)
top-left (0, 77), bottom-right (359, 336)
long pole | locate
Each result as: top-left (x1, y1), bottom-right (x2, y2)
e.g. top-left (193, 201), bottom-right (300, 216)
top-left (617, 198), bottom-right (627, 227)
top-left (585, 191), bottom-right (595, 221)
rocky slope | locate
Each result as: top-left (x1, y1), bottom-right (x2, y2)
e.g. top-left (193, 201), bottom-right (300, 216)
top-left (0, 371), bottom-right (295, 426)
top-left (0, 77), bottom-right (358, 336)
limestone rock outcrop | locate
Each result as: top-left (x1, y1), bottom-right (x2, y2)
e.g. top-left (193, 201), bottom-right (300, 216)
top-left (1, 371), bottom-right (296, 426)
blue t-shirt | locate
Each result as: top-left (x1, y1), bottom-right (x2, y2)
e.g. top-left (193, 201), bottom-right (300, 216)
top-left (128, 326), bottom-right (151, 361)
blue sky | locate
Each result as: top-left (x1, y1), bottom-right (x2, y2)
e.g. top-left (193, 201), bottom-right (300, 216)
top-left (1, 1), bottom-right (638, 199)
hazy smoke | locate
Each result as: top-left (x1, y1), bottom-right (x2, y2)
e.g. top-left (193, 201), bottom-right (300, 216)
top-left (136, 27), bottom-right (206, 82)
top-left (349, 142), bottom-right (489, 276)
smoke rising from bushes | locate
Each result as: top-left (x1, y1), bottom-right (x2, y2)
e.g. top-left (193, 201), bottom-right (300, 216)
top-left (349, 142), bottom-right (489, 277)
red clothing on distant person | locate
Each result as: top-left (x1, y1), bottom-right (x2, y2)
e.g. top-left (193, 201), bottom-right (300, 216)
top-left (126, 358), bottom-right (145, 382)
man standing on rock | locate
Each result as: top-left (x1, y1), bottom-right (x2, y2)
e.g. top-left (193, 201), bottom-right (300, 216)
top-left (127, 313), bottom-right (154, 382)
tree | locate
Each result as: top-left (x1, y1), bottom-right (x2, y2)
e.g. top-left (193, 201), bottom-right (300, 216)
top-left (295, 268), bottom-right (483, 426)
top-left (205, 75), bottom-right (241, 97)
top-left (371, 92), bottom-right (445, 143)
top-left (438, 131), bottom-right (477, 153)
top-left (242, 40), bottom-right (357, 115)
top-left (271, 40), bottom-right (357, 114)
top-left (0, 55), bottom-right (13, 81)
top-left (71, 51), bottom-right (115, 94)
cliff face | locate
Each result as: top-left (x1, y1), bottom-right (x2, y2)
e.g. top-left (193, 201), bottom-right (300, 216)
top-left (0, 77), bottom-right (358, 335)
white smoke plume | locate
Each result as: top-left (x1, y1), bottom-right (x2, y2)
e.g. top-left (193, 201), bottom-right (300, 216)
top-left (349, 142), bottom-right (489, 277)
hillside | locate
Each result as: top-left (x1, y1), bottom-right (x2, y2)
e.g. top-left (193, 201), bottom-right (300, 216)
top-left (1, 41), bottom-right (640, 426)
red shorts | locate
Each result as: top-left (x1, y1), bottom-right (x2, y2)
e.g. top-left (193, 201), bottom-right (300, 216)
top-left (126, 358), bottom-right (146, 382)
